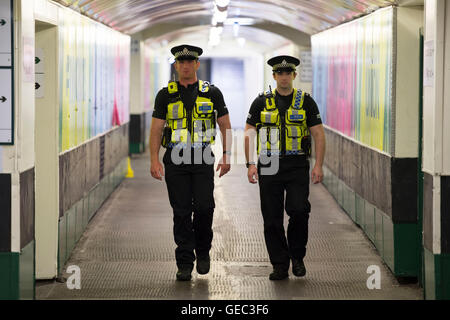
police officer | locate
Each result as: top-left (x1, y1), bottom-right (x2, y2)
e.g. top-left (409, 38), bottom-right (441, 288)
top-left (150, 44), bottom-right (232, 281)
top-left (244, 55), bottom-right (325, 280)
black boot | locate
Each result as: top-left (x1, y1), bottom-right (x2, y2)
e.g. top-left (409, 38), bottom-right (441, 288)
top-left (196, 256), bottom-right (210, 275)
top-left (269, 267), bottom-right (289, 280)
top-left (176, 265), bottom-right (193, 281)
top-left (292, 259), bottom-right (306, 277)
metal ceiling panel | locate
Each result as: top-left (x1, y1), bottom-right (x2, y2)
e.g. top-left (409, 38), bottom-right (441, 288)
top-left (54, 0), bottom-right (398, 36)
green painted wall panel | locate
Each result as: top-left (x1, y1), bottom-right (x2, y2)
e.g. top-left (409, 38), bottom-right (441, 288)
top-left (0, 253), bottom-right (19, 300)
top-left (101, 178), bottom-right (106, 205)
top-left (67, 207), bottom-right (76, 256)
top-left (19, 241), bottom-right (34, 300)
top-left (424, 247), bottom-right (435, 300)
top-left (330, 174), bottom-right (337, 200)
top-left (93, 185), bottom-right (100, 219)
top-left (374, 208), bottom-right (383, 256)
top-left (323, 167), bottom-right (330, 188)
top-left (342, 184), bottom-right (349, 213)
top-left (438, 254), bottom-right (450, 299)
top-left (113, 166), bottom-right (117, 188)
top-left (383, 214), bottom-right (395, 271)
top-left (109, 174), bottom-right (113, 194)
top-left (364, 202), bottom-right (375, 242)
top-left (394, 223), bottom-right (418, 276)
top-left (333, 174), bottom-right (338, 201)
top-left (58, 161), bottom-right (127, 277)
top-left (355, 193), bottom-right (364, 227)
top-left (75, 200), bottom-right (83, 242)
top-left (93, 185), bottom-right (99, 219)
top-left (129, 142), bottom-right (142, 154)
top-left (424, 250), bottom-right (450, 300)
top-left (82, 197), bottom-right (89, 231)
top-left (323, 165), bottom-right (420, 279)
top-left (88, 188), bottom-right (94, 221)
top-left (58, 215), bottom-right (67, 274)
top-left (347, 190), bottom-right (356, 221)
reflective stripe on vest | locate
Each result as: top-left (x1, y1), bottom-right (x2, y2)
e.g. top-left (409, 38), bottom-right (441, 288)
top-left (166, 80), bottom-right (215, 147)
top-left (257, 88), bottom-right (309, 155)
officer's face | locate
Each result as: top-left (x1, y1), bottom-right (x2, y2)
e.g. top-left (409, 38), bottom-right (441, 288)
top-left (175, 59), bottom-right (200, 80)
top-left (273, 71), bottom-right (296, 89)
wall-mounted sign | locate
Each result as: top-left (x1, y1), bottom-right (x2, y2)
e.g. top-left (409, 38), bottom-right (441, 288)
top-left (0, 0), bottom-right (13, 145)
top-left (423, 40), bottom-right (434, 88)
top-left (35, 48), bottom-right (44, 98)
top-left (23, 36), bottom-right (34, 83)
top-left (0, 0), bottom-right (12, 67)
top-left (299, 51), bottom-right (312, 83)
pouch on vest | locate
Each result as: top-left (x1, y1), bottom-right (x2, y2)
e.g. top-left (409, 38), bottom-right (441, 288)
top-left (260, 110), bottom-right (279, 125)
top-left (161, 126), bottom-right (171, 148)
top-left (167, 102), bottom-right (188, 144)
top-left (301, 135), bottom-right (311, 156)
top-left (286, 109), bottom-right (306, 123)
top-left (285, 126), bottom-right (303, 153)
top-left (195, 101), bottom-right (214, 117)
top-left (258, 126), bottom-right (280, 153)
top-left (193, 118), bottom-right (215, 143)
top-left (193, 101), bottom-right (215, 143)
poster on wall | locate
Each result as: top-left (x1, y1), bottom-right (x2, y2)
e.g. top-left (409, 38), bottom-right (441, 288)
top-left (23, 36), bottom-right (35, 83)
top-left (299, 51), bottom-right (312, 83)
top-left (423, 40), bottom-right (434, 87)
top-left (57, 10), bottom-right (131, 152)
top-left (312, 6), bottom-right (393, 154)
top-left (0, 0), bottom-right (13, 144)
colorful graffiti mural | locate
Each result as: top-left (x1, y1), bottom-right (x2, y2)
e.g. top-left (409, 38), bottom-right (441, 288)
top-left (59, 9), bottom-right (130, 152)
top-left (312, 7), bottom-right (394, 153)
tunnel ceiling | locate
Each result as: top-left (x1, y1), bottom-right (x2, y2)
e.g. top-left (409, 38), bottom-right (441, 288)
top-left (53, 0), bottom-right (419, 38)
top-left (148, 24), bottom-right (291, 56)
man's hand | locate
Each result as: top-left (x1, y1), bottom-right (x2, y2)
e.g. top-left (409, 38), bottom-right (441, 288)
top-left (150, 160), bottom-right (164, 181)
top-left (247, 165), bottom-right (258, 184)
top-left (311, 164), bottom-right (323, 184)
top-left (216, 156), bottom-right (231, 178)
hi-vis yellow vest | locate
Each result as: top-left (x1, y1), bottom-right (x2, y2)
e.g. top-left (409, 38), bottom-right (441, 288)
top-left (257, 88), bottom-right (310, 156)
top-left (164, 80), bottom-right (216, 148)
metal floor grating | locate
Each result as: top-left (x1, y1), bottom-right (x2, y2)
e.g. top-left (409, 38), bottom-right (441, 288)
top-left (36, 150), bottom-right (423, 300)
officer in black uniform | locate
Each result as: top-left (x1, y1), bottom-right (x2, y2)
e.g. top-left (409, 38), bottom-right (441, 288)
top-left (244, 55), bottom-right (325, 280)
top-left (150, 44), bottom-right (232, 281)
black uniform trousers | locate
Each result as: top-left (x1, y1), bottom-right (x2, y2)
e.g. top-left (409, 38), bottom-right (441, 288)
top-left (258, 157), bottom-right (311, 272)
top-left (163, 148), bottom-right (215, 270)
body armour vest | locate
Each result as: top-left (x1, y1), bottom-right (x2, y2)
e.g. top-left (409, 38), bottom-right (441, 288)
top-left (256, 88), bottom-right (311, 156)
top-left (162, 80), bottom-right (216, 148)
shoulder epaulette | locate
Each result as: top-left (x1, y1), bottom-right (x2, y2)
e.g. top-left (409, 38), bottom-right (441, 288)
top-left (199, 80), bottom-right (210, 93)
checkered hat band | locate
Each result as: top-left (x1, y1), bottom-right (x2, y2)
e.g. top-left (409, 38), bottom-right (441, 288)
top-left (273, 62), bottom-right (296, 70)
top-left (174, 50), bottom-right (199, 58)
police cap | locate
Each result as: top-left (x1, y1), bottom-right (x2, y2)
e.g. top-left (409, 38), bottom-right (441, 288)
top-left (267, 55), bottom-right (300, 73)
top-left (170, 44), bottom-right (203, 61)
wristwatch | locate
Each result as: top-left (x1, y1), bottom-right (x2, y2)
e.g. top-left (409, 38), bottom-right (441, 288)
top-left (223, 151), bottom-right (231, 156)
top-left (246, 161), bottom-right (256, 168)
